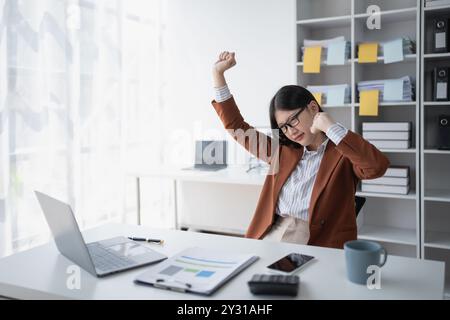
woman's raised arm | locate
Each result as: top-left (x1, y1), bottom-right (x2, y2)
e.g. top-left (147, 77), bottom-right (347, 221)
top-left (211, 52), bottom-right (276, 165)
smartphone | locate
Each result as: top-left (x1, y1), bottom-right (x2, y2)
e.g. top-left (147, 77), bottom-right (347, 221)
top-left (266, 253), bottom-right (315, 275)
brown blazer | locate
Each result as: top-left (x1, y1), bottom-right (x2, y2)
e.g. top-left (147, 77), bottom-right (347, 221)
top-left (212, 97), bottom-right (390, 249)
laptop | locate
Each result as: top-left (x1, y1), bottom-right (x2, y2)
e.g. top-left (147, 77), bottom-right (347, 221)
top-left (35, 191), bottom-right (167, 277)
top-left (184, 140), bottom-right (228, 171)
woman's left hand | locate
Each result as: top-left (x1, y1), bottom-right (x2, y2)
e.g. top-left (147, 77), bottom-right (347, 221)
top-left (310, 112), bottom-right (336, 134)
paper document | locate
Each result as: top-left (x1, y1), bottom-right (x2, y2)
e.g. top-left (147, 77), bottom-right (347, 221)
top-left (307, 84), bottom-right (351, 106)
top-left (357, 76), bottom-right (415, 102)
top-left (382, 39), bottom-right (404, 64)
top-left (384, 79), bottom-right (404, 101)
top-left (135, 247), bottom-right (258, 295)
top-left (358, 43), bottom-right (379, 63)
top-left (312, 92), bottom-right (322, 105)
top-left (327, 86), bottom-right (346, 105)
top-left (302, 36), bottom-right (350, 66)
top-left (303, 46), bottom-right (322, 73)
top-left (327, 41), bottom-right (346, 65)
top-left (360, 90), bottom-right (379, 116)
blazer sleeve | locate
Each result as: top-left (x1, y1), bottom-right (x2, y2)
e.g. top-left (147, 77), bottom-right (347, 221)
top-left (334, 130), bottom-right (390, 180)
top-left (211, 96), bottom-right (274, 164)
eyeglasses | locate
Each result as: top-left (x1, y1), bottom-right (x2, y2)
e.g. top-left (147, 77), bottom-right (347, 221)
top-left (279, 108), bottom-right (304, 134)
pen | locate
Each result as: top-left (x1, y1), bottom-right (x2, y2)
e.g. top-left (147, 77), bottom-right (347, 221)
top-left (155, 278), bottom-right (191, 292)
top-left (128, 236), bottom-right (164, 244)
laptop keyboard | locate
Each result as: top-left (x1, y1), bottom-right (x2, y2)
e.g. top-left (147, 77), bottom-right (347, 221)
top-left (87, 244), bottom-right (135, 272)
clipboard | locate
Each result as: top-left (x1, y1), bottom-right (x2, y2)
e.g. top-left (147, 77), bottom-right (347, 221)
top-left (135, 247), bottom-right (259, 295)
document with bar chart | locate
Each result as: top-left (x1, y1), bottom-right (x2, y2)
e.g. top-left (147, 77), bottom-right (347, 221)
top-left (135, 247), bottom-right (259, 295)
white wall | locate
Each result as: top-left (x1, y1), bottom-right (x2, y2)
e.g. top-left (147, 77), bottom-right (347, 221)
top-left (161, 0), bottom-right (296, 166)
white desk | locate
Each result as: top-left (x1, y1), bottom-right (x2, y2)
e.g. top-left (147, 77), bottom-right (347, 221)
top-left (128, 166), bottom-right (266, 233)
top-left (0, 223), bottom-right (445, 299)
top-left (128, 165), bottom-right (266, 187)
top-left (127, 165), bottom-right (377, 236)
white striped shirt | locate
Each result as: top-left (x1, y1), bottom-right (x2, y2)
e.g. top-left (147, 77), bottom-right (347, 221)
top-left (214, 84), bottom-right (348, 221)
top-left (276, 123), bottom-right (347, 220)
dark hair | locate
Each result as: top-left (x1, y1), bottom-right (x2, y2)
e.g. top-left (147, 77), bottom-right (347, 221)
top-left (269, 85), bottom-right (323, 148)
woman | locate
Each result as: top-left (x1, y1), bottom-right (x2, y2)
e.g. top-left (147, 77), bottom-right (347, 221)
top-left (211, 51), bottom-right (390, 249)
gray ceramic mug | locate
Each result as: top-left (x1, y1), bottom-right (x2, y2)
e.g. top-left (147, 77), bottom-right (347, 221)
top-left (344, 240), bottom-right (388, 285)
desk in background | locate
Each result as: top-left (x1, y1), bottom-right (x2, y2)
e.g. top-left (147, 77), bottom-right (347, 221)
top-left (128, 165), bottom-right (266, 234)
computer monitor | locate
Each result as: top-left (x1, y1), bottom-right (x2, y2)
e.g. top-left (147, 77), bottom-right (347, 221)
top-left (194, 140), bottom-right (227, 170)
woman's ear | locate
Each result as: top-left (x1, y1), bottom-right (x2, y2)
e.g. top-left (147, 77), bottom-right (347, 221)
top-left (308, 101), bottom-right (320, 114)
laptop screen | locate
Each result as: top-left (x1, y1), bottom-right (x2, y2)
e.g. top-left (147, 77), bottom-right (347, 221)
top-left (195, 140), bottom-right (227, 167)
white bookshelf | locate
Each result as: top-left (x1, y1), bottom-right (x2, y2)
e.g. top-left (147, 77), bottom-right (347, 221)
top-left (296, 0), bottom-right (421, 262)
top-left (297, 60), bottom-right (352, 66)
top-left (377, 148), bottom-right (417, 153)
top-left (353, 7), bottom-right (417, 23)
top-left (296, 16), bottom-right (352, 28)
top-left (425, 231), bottom-right (450, 250)
top-left (356, 189), bottom-right (417, 200)
top-left (421, 0), bottom-right (450, 297)
top-left (424, 101), bottom-right (450, 105)
top-left (358, 225), bottom-right (417, 246)
top-left (424, 4), bottom-right (450, 12)
top-left (296, 0), bottom-right (450, 296)
top-left (355, 101), bottom-right (416, 106)
top-left (424, 52), bottom-right (450, 59)
top-left (424, 189), bottom-right (450, 201)
top-left (424, 148), bottom-right (450, 153)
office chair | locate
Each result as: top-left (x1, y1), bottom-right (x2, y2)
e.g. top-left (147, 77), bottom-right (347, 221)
top-left (355, 196), bottom-right (366, 217)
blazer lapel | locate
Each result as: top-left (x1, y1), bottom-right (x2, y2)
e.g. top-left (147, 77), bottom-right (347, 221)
top-left (308, 141), bottom-right (343, 222)
top-left (272, 146), bottom-right (303, 210)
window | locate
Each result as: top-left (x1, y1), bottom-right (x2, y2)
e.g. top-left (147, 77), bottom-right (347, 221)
top-left (0, 0), bottom-right (164, 256)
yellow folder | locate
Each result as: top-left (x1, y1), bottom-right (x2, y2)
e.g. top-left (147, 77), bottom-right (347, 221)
top-left (359, 90), bottom-right (379, 116)
top-left (358, 43), bottom-right (378, 63)
top-left (312, 92), bottom-right (322, 105)
top-left (303, 46), bottom-right (322, 73)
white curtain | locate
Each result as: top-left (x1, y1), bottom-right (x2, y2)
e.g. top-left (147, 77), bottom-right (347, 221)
top-left (0, 0), bottom-right (166, 257)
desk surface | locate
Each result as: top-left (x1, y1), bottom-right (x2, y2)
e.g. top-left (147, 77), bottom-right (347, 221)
top-left (128, 165), bottom-right (267, 186)
top-left (0, 223), bottom-right (445, 300)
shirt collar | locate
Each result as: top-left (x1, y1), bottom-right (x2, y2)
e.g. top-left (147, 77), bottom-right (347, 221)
top-left (304, 138), bottom-right (329, 156)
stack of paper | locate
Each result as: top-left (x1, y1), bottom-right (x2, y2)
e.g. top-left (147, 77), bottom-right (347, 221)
top-left (302, 36), bottom-right (351, 65)
top-left (362, 166), bottom-right (410, 195)
top-left (362, 122), bottom-right (412, 150)
top-left (307, 84), bottom-right (351, 106)
top-left (425, 0), bottom-right (450, 7)
top-left (358, 38), bottom-right (415, 64)
top-left (379, 38), bottom-right (415, 56)
top-left (357, 76), bottom-right (415, 102)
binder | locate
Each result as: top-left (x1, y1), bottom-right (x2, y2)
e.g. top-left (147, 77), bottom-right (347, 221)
top-left (361, 184), bottom-right (410, 195)
top-left (384, 166), bottom-right (410, 178)
top-left (362, 176), bottom-right (409, 186)
top-left (369, 140), bottom-right (411, 149)
top-left (432, 17), bottom-right (449, 53)
top-left (362, 122), bottom-right (412, 131)
top-left (426, 0), bottom-right (450, 7)
top-left (135, 247), bottom-right (259, 295)
top-left (363, 131), bottom-right (410, 140)
top-left (361, 165), bottom-right (411, 196)
top-left (433, 67), bottom-right (450, 101)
